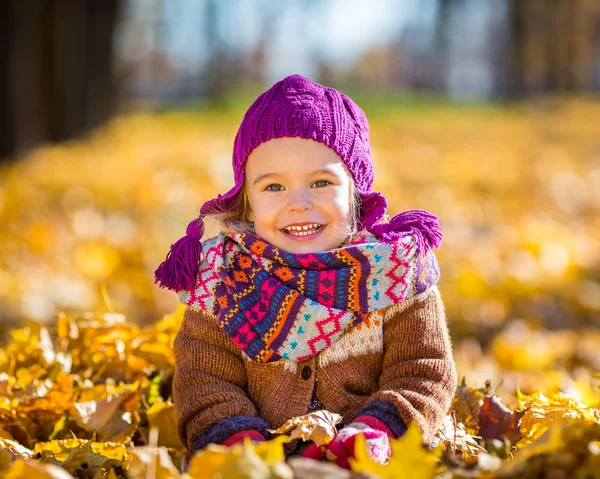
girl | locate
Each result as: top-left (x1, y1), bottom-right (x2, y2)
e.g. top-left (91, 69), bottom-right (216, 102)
top-left (155, 74), bottom-right (457, 470)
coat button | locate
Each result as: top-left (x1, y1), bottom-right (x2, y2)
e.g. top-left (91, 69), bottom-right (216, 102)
top-left (301, 366), bottom-right (312, 380)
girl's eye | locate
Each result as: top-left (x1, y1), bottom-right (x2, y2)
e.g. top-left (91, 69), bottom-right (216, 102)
top-left (312, 180), bottom-right (331, 188)
top-left (265, 184), bottom-right (283, 192)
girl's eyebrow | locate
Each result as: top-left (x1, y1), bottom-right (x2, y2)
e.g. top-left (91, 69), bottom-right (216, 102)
top-left (252, 168), bottom-right (338, 185)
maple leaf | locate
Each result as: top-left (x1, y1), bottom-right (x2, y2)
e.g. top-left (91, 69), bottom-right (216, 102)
top-left (436, 414), bottom-right (487, 463)
top-left (349, 422), bottom-right (439, 479)
top-left (185, 437), bottom-right (292, 479)
top-left (129, 445), bottom-right (180, 479)
top-left (478, 394), bottom-right (525, 445)
top-left (515, 388), bottom-right (600, 447)
top-left (451, 378), bottom-right (486, 435)
top-left (269, 410), bottom-right (341, 446)
top-left (3, 459), bottom-right (74, 479)
top-left (70, 392), bottom-right (141, 442)
top-left (0, 437), bottom-right (34, 459)
top-left (34, 433), bottom-right (129, 463)
top-left (146, 401), bottom-right (180, 449)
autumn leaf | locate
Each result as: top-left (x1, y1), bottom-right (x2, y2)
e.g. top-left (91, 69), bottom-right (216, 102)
top-left (0, 450), bottom-right (12, 473)
top-left (349, 422), bottom-right (439, 479)
top-left (0, 437), bottom-right (34, 459)
top-left (515, 388), bottom-right (600, 447)
top-left (3, 459), bottom-right (74, 479)
top-left (129, 446), bottom-right (180, 479)
top-left (478, 394), bottom-right (525, 445)
top-left (146, 401), bottom-right (180, 449)
top-left (436, 414), bottom-right (487, 463)
top-left (269, 410), bottom-right (341, 446)
top-left (253, 435), bottom-right (290, 464)
top-left (185, 438), bottom-right (293, 479)
top-left (34, 434), bottom-right (128, 462)
top-left (452, 378), bottom-right (486, 434)
top-left (70, 392), bottom-right (141, 442)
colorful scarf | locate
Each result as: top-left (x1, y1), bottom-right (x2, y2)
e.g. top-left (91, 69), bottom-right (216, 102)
top-left (178, 232), bottom-right (440, 363)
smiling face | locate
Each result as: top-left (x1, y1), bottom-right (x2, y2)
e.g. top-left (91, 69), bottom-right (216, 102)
top-left (244, 137), bottom-right (354, 254)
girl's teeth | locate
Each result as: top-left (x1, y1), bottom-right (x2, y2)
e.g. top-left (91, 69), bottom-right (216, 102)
top-left (284, 224), bottom-right (321, 235)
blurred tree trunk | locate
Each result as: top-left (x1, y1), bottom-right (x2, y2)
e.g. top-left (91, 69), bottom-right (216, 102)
top-left (506, 0), bottom-right (600, 95)
top-left (0, 0), bottom-right (121, 162)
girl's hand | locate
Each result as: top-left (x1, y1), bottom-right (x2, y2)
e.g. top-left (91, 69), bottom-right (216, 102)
top-left (303, 422), bottom-right (391, 469)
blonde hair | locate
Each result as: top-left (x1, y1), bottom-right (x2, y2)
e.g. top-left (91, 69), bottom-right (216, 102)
top-left (205, 180), bottom-right (364, 243)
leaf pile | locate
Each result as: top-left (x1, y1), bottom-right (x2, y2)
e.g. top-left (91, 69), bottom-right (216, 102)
top-left (0, 309), bottom-right (599, 478)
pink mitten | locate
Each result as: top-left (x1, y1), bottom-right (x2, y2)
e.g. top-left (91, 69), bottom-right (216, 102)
top-left (221, 430), bottom-right (265, 447)
top-left (325, 420), bottom-right (391, 469)
top-left (301, 443), bottom-right (325, 460)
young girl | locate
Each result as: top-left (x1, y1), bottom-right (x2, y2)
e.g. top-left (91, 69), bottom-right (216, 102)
top-left (155, 74), bottom-right (457, 470)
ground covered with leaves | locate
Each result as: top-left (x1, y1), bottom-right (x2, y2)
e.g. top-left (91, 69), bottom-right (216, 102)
top-left (1, 97), bottom-right (599, 477)
top-left (0, 307), bottom-right (599, 478)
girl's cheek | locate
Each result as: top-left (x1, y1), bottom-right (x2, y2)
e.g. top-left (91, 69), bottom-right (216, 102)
top-left (332, 190), bottom-right (352, 212)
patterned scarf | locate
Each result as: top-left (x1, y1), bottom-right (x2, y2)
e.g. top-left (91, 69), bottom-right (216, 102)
top-left (178, 232), bottom-right (440, 363)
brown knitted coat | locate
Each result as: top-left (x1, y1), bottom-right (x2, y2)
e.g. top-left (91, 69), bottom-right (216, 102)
top-left (173, 285), bottom-right (457, 453)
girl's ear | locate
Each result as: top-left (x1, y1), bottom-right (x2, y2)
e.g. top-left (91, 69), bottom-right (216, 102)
top-left (248, 209), bottom-right (255, 222)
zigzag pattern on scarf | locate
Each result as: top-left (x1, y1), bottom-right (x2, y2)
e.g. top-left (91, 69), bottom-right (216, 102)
top-left (178, 232), bottom-right (440, 363)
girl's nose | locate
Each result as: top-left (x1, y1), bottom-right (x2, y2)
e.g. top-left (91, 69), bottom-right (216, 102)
top-left (287, 190), bottom-right (312, 212)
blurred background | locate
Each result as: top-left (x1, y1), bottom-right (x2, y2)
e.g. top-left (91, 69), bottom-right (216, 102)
top-left (1, 0), bottom-right (600, 396)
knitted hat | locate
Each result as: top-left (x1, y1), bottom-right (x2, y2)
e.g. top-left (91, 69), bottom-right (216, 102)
top-left (155, 74), bottom-right (442, 291)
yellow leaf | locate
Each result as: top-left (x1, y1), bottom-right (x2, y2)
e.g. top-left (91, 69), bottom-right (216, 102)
top-left (185, 440), bottom-right (292, 479)
top-left (502, 424), bottom-right (563, 473)
top-left (146, 401), bottom-right (180, 449)
top-left (15, 365), bottom-right (46, 389)
top-left (135, 342), bottom-right (174, 370)
top-left (269, 410), bottom-right (341, 446)
top-left (436, 414), bottom-right (486, 463)
top-left (0, 450), bottom-right (12, 472)
top-left (185, 443), bottom-right (230, 478)
top-left (128, 446), bottom-right (180, 479)
top-left (56, 313), bottom-right (79, 341)
top-left (71, 395), bottom-right (122, 432)
top-left (0, 438), bottom-right (34, 459)
top-left (350, 422), bottom-right (438, 479)
top-left (5, 459), bottom-right (74, 479)
top-left (34, 437), bottom-right (128, 462)
top-left (451, 379), bottom-right (486, 434)
top-left (252, 435), bottom-right (290, 464)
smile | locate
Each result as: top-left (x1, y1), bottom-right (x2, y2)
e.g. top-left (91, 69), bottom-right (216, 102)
top-left (282, 223), bottom-right (323, 237)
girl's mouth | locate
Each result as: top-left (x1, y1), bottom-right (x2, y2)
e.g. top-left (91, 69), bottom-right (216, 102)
top-left (282, 223), bottom-right (324, 238)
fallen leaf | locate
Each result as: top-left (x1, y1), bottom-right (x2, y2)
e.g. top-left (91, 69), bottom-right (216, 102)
top-left (269, 410), bottom-right (341, 446)
top-left (0, 437), bottom-right (34, 459)
top-left (185, 440), bottom-right (293, 479)
top-left (146, 401), bottom-right (180, 449)
top-left (452, 379), bottom-right (486, 434)
top-left (436, 414), bottom-right (487, 463)
top-left (4, 459), bottom-right (74, 479)
top-left (129, 445), bottom-right (180, 479)
top-left (350, 422), bottom-right (439, 479)
top-left (478, 395), bottom-right (525, 445)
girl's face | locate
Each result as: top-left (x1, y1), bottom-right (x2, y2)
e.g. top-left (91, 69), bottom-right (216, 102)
top-left (245, 137), bottom-right (353, 254)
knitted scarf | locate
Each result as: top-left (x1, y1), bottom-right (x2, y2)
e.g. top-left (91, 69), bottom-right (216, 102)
top-left (178, 231), bottom-right (440, 363)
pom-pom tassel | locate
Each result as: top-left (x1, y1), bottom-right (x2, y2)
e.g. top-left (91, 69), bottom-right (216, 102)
top-left (154, 217), bottom-right (205, 292)
top-left (368, 209), bottom-right (443, 251)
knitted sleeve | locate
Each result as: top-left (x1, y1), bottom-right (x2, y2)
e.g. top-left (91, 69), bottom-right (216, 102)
top-left (173, 306), bottom-right (269, 452)
top-left (358, 286), bottom-right (458, 443)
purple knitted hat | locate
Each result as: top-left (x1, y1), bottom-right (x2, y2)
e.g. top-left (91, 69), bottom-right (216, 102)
top-left (199, 73), bottom-right (385, 229)
top-left (155, 74), bottom-right (442, 291)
